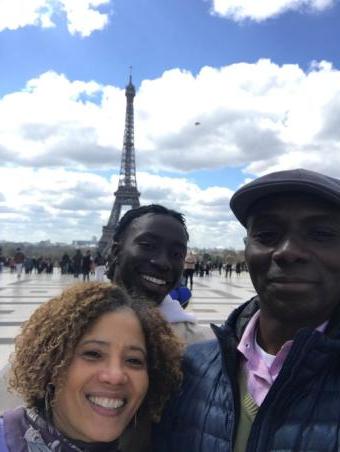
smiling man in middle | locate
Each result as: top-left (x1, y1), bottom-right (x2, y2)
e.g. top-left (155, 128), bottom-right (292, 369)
top-left (107, 205), bottom-right (212, 452)
top-left (108, 204), bottom-right (213, 345)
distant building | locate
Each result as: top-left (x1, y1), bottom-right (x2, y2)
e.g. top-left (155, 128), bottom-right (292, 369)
top-left (38, 240), bottom-right (52, 247)
top-left (72, 239), bottom-right (97, 248)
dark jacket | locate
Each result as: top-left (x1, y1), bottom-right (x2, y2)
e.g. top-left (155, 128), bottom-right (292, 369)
top-left (82, 254), bottom-right (92, 273)
top-left (154, 297), bottom-right (340, 452)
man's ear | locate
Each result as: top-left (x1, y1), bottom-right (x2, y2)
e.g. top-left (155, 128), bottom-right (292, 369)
top-left (111, 241), bottom-right (119, 260)
top-left (107, 241), bottom-right (120, 282)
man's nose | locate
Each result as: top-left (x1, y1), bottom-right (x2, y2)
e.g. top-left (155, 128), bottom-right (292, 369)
top-left (150, 252), bottom-right (171, 271)
top-left (272, 235), bottom-right (309, 264)
top-left (97, 362), bottom-right (128, 385)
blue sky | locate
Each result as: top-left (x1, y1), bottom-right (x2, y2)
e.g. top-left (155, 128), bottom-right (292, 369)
top-left (3, 0), bottom-right (340, 94)
top-left (1, 0), bottom-right (340, 248)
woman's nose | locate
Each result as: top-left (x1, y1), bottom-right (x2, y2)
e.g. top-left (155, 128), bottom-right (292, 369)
top-left (97, 363), bottom-right (128, 385)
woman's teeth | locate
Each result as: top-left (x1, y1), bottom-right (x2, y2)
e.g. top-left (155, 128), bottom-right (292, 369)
top-left (88, 396), bottom-right (125, 410)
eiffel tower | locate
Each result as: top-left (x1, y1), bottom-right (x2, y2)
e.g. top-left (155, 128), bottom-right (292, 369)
top-left (98, 73), bottom-right (140, 255)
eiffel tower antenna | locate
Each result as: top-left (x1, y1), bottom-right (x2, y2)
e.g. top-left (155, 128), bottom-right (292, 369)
top-left (98, 72), bottom-right (140, 255)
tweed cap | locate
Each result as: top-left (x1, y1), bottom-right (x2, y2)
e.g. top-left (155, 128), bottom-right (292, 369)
top-left (230, 168), bottom-right (340, 227)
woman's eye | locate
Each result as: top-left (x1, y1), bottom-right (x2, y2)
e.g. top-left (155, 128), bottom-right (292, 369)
top-left (126, 357), bottom-right (146, 368)
top-left (82, 350), bottom-right (102, 360)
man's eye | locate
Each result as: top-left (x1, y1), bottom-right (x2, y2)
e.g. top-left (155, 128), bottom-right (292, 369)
top-left (139, 242), bottom-right (155, 249)
top-left (173, 250), bottom-right (185, 259)
top-left (309, 229), bottom-right (337, 242)
top-left (251, 231), bottom-right (280, 245)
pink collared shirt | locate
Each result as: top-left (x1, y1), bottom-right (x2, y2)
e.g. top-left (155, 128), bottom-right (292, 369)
top-left (237, 311), bottom-right (328, 406)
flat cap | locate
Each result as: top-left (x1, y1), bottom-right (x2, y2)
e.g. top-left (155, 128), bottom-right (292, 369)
top-left (230, 168), bottom-right (340, 227)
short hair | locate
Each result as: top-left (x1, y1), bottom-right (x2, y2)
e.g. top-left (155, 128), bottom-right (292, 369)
top-left (106, 204), bottom-right (189, 280)
top-left (9, 283), bottom-right (183, 421)
top-left (113, 204), bottom-right (189, 242)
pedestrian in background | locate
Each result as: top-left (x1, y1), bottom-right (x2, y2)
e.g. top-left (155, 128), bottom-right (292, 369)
top-left (0, 247), bottom-right (4, 273)
top-left (81, 250), bottom-right (92, 281)
top-left (183, 251), bottom-right (196, 290)
top-left (14, 248), bottom-right (25, 279)
top-left (72, 249), bottom-right (82, 278)
top-left (94, 251), bottom-right (106, 282)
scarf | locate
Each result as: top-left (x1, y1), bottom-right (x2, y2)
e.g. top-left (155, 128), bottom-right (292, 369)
top-left (159, 295), bottom-right (197, 324)
top-left (3, 407), bottom-right (121, 452)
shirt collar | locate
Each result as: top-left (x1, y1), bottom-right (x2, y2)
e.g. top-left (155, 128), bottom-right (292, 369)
top-left (238, 310), bottom-right (329, 362)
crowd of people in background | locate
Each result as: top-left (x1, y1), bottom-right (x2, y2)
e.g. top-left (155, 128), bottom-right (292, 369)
top-left (192, 259), bottom-right (247, 278)
top-left (60, 249), bottom-right (108, 281)
top-left (0, 247), bottom-right (110, 282)
top-left (0, 245), bottom-right (247, 284)
top-left (0, 247), bottom-right (54, 277)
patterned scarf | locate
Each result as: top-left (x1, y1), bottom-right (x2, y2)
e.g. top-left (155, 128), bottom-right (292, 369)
top-left (3, 407), bottom-right (121, 452)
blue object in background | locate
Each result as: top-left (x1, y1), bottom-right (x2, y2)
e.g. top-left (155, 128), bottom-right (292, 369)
top-left (169, 286), bottom-right (192, 309)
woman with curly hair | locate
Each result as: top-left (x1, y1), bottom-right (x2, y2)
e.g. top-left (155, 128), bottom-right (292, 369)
top-left (0, 283), bottom-right (182, 452)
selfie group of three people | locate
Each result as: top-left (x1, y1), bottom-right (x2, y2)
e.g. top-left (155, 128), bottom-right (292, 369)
top-left (2, 167), bottom-right (340, 452)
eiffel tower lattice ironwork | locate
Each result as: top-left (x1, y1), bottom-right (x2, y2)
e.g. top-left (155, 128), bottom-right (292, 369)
top-left (98, 74), bottom-right (140, 255)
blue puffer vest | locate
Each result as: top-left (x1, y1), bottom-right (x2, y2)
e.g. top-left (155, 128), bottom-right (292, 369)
top-left (153, 297), bottom-right (340, 452)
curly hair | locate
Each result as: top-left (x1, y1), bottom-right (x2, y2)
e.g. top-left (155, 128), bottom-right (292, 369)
top-left (9, 282), bottom-right (183, 422)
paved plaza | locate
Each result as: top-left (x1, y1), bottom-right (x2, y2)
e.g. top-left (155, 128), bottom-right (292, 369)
top-left (0, 268), bottom-right (256, 370)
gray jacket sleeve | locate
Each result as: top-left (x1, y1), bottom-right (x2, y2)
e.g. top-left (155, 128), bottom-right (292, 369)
top-left (0, 364), bottom-right (22, 414)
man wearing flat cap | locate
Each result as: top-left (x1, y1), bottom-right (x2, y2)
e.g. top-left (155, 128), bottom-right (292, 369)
top-left (154, 168), bottom-right (340, 452)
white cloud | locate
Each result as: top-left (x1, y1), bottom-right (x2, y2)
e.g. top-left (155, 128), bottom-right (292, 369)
top-left (0, 71), bottom-right (124, 168)
top-left (3, 60), bottom-right (340, 179)
top-left (135, 59), bottom-right (340, 178)
top-left (0, 0), bottom-right (54, 31)
top-left (0, 168), bottom-right (242, 248)
top-left (0, 0), bottom-right (110, 36)
top-left (138, 172), bottom-right (239, 248)
top-left (210, 0), bottom-right (335, 22)
top-left (60, 0), bottom-right (110, 37)
top-left (3, 59), bottom-right (340, 247)
top-left (0, 167), bottom-right (114, 242)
